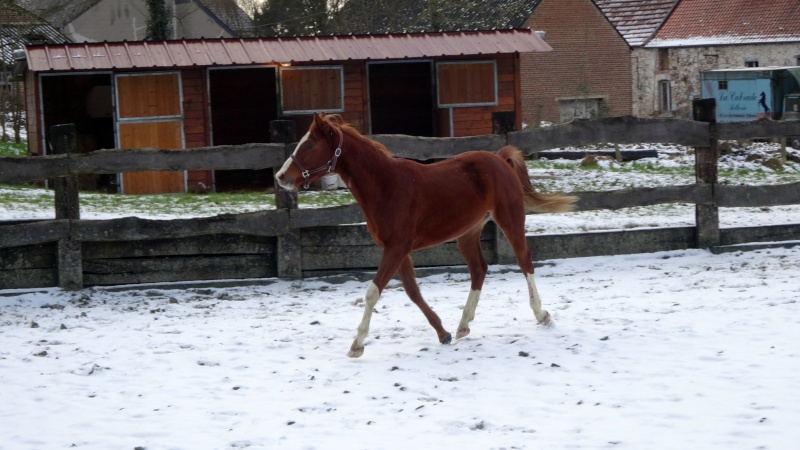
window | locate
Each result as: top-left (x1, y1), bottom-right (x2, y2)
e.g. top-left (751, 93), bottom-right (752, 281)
top-left (116, 72), bottom-right (182, 119)
top-left (745, 59), bottom-right (759, 68)
top-left (559, 98), bottom-right (600, 122)
top-left (280, 66), bottom-right (344, 114)
top-left (658, 48), bottom-right (670, 71)
top-left (718, 80), bottom-right (728, 90)
top-left (436, 61), bottom-right (497, 107)
top-left (658, 80), bottom-right (672, 113)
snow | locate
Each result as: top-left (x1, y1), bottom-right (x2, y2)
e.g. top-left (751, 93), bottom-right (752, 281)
top-left (646, 35), bottom-right (800, 48)
top-left (1, 247), bottom-right (799, 449)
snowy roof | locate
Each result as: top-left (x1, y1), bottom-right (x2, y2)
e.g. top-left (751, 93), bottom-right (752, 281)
top-left (646, 0), bottom-right (800, 48)
top-left (592, 0), bottom-right (677, 47)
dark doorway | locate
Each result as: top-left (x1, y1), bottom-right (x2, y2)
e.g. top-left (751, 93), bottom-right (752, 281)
top-left (41, 73), bottom-right (116, 191)
top-left (209, 67), bottom-right (278, 191)
top-left (368, 62), bottom-right (435, 136)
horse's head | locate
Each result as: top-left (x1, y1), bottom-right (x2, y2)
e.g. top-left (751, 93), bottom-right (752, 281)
top-left (276, 113), bottom-right (344, 190)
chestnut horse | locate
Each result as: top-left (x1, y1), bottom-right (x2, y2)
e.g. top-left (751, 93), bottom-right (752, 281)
top-left (276, 113), bottom-right (576, 358)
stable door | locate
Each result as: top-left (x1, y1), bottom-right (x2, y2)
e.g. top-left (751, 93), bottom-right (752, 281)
top-left (116, 72), bottom-right (185, 194)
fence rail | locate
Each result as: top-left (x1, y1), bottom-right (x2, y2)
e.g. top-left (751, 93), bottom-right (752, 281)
top-left (2, 116), bottom-right (800, 290)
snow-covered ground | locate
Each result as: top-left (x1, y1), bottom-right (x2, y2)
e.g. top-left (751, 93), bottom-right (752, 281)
top-left (1, 247), bottom-right (799, 449)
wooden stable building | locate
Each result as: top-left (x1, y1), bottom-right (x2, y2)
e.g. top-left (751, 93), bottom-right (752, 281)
top-left (20, 30), bottom-right (549, 194)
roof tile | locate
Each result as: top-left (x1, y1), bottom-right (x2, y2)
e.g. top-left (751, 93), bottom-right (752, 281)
top-left (593, 0), bottom-right (678, 47)
top-left (647, 0), bottom-right (800, 47)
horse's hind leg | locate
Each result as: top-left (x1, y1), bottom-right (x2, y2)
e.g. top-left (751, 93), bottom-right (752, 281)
top-left (494, 214), bottom-right (551, 326)
top-left (455, 226), bottom-right (489, 339)
top-left (398, 256), bottom-right (452, 345)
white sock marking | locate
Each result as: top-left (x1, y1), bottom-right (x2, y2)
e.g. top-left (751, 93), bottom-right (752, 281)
top-left (352, 281), bottom-right (380, 351)
top-left (526, 273), bottom-right (549, 323)
top-left (458, 289), bottom-right (481, 332)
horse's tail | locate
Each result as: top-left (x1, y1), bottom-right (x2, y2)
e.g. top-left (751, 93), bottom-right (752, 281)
top-left (498, 145), bottom-right (578, 213)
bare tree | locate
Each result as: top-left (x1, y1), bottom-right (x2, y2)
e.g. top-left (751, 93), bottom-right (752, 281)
top-left (1, 0), bottom-right (26, 142)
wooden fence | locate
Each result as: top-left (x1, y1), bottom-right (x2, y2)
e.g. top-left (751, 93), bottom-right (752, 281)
top-left (2, 115), bottom-right (800, 290)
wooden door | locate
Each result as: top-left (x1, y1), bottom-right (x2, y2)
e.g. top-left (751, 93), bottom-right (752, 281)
top-left (116, 73), bottom-right (185, 194)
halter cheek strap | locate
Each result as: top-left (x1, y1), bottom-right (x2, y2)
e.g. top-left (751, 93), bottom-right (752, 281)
top-left (291, 127), bottom-right (343, 189)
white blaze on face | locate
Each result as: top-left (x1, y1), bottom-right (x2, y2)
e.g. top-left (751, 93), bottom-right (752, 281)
top-left (275, 131), bottom-right (310, 189)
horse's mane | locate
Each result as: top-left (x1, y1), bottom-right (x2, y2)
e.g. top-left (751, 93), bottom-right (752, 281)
top-left (320, 115), bottom-right (393, 157)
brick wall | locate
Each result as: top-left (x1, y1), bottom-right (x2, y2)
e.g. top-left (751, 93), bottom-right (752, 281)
top-left (521, 0), bottom-right (632, 126)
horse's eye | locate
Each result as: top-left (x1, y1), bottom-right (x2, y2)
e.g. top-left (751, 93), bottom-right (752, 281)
top-left (305, 141), bottom-right (314, 149)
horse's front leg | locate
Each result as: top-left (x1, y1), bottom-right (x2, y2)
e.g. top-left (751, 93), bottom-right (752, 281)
top-left (348, 281), bottom-right (381, 358)
top-left (348, 249), bottom-right (406, 358)
top-left (397, 256), bottom-right (451, 345)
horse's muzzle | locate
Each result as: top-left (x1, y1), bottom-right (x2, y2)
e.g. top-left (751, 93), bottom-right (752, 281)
top-left (275, 172), bottom-right (297, 191)
top-left (275, 159), bottom-right (299, 191)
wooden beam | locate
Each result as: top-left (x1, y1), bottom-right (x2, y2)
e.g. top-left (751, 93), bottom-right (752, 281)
top-left (717, 120), bottom-right (800, 140)
top-left (717, 182), bottom-right (800, 207)
top-left (0, 220), bottom-right (69, 248)
top-left (76, 210), bottom-right (288, 241)
top-left (50, 124), bottom-right (83, 290)
top-left (529, 227), bottom-right (696, 261)
top-left (573, 185), bottom-right (711, 211)
top-left (371, 134), bottom-right (507, 160)
top-left (692, 99), bottom-right (720, 249)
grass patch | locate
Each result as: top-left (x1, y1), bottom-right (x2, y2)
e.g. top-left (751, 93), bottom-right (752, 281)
top-left (0, 141), bottom-right (27, 157)
top-left (299, 190), bottom-right (355, 208)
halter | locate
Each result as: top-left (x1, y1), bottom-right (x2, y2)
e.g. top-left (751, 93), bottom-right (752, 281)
top-left (291, 127), bottom-right (343, 189)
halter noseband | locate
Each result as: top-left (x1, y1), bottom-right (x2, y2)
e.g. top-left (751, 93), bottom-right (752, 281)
top-left (291, 127), bottom-right (343, 189)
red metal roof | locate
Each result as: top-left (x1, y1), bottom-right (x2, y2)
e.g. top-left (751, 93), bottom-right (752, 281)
top-left (647, 0), bottom-right (800, 47)
top-left (24, 29), bottom-right (551, 72)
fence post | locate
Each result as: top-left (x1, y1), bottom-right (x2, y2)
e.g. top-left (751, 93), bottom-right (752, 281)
top-left (692, 99), bottom-right (720, 249)
top-left (50, 124), bottom-right (83, 290)
top-left (270, 120), bottom-right (302, 279)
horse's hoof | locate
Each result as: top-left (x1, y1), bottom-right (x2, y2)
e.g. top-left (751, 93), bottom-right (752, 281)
top-left (538, 311), bottom-right (551, 326)
top-left (456, 328), bottom-right (470, 340)
top-left (440, 332), bottom-right (452, 345)
top-left (348, 345), bottom-right (364, 358)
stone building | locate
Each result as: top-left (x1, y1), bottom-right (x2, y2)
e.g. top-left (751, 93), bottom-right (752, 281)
top-left (634, 0), bottom-right (800, 119)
